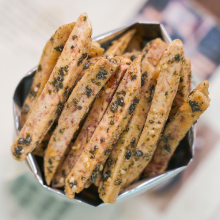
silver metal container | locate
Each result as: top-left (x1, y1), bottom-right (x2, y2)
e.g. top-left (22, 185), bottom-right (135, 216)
top-left (13, 22), bottom-right (194, 207)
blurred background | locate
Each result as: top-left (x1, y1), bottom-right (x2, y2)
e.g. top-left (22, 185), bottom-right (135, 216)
top-left (1, 0), bottom-right (220, 219)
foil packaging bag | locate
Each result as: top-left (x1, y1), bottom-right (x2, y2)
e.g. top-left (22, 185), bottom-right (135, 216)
top-left (13, 22), bottom-right (194, 207)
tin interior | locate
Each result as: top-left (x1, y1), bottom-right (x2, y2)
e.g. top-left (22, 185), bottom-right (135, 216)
top-left (13, 22), bottom-right (193, 206)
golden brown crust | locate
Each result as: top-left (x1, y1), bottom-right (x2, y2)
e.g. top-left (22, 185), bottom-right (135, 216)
top-left (65, 56), bottom-right (142, 199)
top-left (11, 13), bottom-right (92, 161)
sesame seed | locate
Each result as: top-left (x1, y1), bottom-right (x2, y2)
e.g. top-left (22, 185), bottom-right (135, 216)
top-left (162, 63), bottom-right (168, 70)
top-left (85, 162), bottom-right (90, 168)
top-left (99, 165), bottom-right (103, 171)
top-left (120, 170), bottom-right (126, 175)
top-left (152, 109), bottom-right (158, 113)
top-left (149, 130), bottom-right (155, 135)
top-left (70, 177), bottom-right (75, 183)
top-left (72, 146), bottom-right (77, 150)
top-left (60, 177), bottom-right (64, 183)
top-left (154, 124), bottom-right (161, 129)
top-left (105, 88), bottom-right (111, 93)
top-left (34, 86), bottom-right (39, 92)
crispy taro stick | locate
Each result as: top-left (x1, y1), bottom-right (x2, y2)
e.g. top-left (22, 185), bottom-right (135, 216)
top-left (52, 58), bottom-right (129, 188)
top-left (21, 22), bottom-right (75, 124)
top-left (84, 58), bottom-right (131, 188)
top-left (104, 29), bottom-right (136, 56)
top-left (11, 13), bottom-right (92, 161)
top-left (99, 61), bottom-right (156, 203)
top-left (44, 57), bottom-right (120, 185)
top-left (122, 38), bottom-right (167, 64)
top-left (142, 81), bottom-right (210, 178)
top-left (169, 58), bottom-right (191, 119)
top-left (122, 51), bottom-right (143, 61)
top-left (95, 39), bottom-right (168, 189)
top-left (20, 21), bottom-right (103, 125)
top-left (33, 130), bottom-right (53, 157)
top-left (87, 59), bottom-right (138, 189)
top-left (93, 169), bottom-right (103, 187)
top-left (188, 62), bottom-right (192, 92)
top-left (65, 56), bottom-right (142, 199)
top-left (142, 38), bottom-right (167, 67)
top-left (33, 58), bottom-right (99, 157)
top-left (125, 34), bottom-right (144, 52)
top-left (89, 41), bottom-right (104, 58)
top-left (94, 39), bottom-right (167, 189)
top-left (124, 39), bottom-right (184, 186)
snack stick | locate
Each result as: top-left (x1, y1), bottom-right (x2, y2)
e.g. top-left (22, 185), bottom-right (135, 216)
top-left (32, 143), bottom-right (46, 157)
top-left (93, 172), bottom-right (103, 187)
top-left (89, 41), bottom-right (104, 57)
top-left (169, 58), bottom-right (191, 119)
top-left (195, 80), bottom-right (209, 97)
top-left (32, 132), bottom-right (51, 157)
top-left (94, 44), bottom-right (162, 189)
top-left (20, 23), bottom-right (102, 125)
top-left (53, 58), bottom-right (129, 188)
top-left (65, 56), bottom-right (141, 199)
top-left (11, 13), bottom-right (92, 161)
top-left (84, 161), bottom-right (104, 188)
top-left (188, 64), bottom-right (192, 92)
top-left (83, 58), bottom-right (132, 188)
top-left (84, 59), bottom-right (139, 189)
top-left (181, 58), bottom-right (191, 99)
top-left (122, 51), bottom-right (143, 61)
top-left (125, 35), bottom-right (144, 52)
top-left (86, 38), bottom-right (168, 193)
top-left (84, 182), bottom-right (92, 188)
top-left (86, 154), bottom-right (107, 188)
top-left (142, 38), bottom-right (167, 66)
top-left (142, 81), bottom-right (210, 178)
top-left (122, 38), bottom-right (166, 66)
top-left (74, 57), bottom-right (101, 89)
top-left (104, 29), bottom-right (136, 56)
top-left (21, 22), bottom-right (75, 124)
top-left (99, 61), bottom-right (156, 203)
top-left (32, 59), bottom-right (97, 158)
top-left (33, 57), bottom-right (99, 158)
top-left (125, 39), bottom-right (184, 186)
top-left (44, 57), bottom-right (120, 185)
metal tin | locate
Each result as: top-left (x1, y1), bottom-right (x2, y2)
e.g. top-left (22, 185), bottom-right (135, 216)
top-left (13, 22), bottom-right (194, 207)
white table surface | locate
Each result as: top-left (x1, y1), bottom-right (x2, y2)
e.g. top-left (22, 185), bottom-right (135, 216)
top-left (1, 0), bottom-right (220, 219)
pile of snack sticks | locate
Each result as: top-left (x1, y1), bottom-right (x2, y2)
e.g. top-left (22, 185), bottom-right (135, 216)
top-left (11, 13), bottom-right (210, 203)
